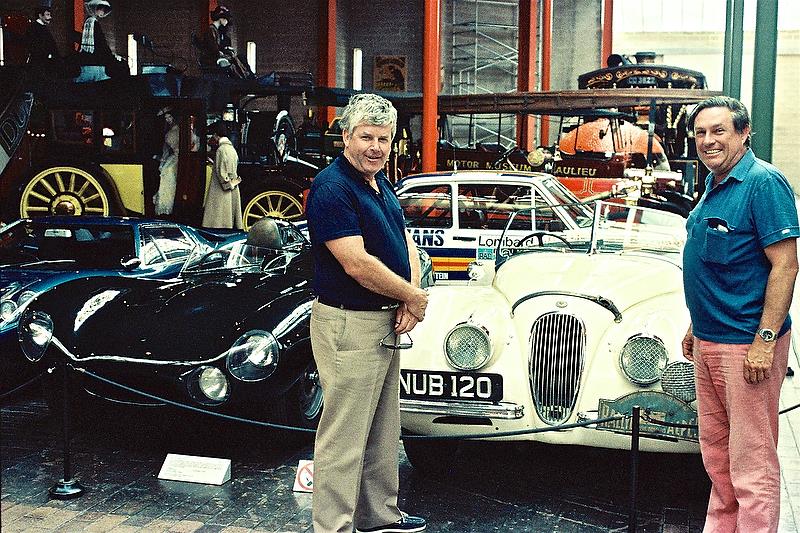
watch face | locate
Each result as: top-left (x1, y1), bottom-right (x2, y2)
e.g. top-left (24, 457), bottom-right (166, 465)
top-left (759, 328), bottom-right (777, 342)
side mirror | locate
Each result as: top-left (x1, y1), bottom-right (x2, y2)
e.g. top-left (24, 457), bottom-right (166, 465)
top-left (120, 256), bottom-right (141, 271)
top-left (546, 219), bottom-right (566, 232)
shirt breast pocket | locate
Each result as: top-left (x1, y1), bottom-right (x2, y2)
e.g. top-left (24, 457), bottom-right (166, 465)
top-left (700, 217), bottom-right (735, 264)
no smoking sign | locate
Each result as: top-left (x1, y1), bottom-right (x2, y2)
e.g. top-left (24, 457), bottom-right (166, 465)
top-left (293, 460), bottom-right (314, 492)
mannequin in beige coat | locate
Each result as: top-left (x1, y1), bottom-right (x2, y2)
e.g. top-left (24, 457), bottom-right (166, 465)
top-left (203, 122), bottom-right (243, 229)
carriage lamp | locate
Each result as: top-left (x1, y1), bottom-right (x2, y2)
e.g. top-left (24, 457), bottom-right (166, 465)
top-left (226, 330), bottom-right (280, 382)
top-left (444, 323), bottom-right (492, 370)
top-left (619, 334), bottom-right (668, 385)
top-left (19, 310), bottom-right (54, 362)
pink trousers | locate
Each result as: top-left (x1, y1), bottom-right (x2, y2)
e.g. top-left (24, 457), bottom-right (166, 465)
top-left (694, 332), bottom-right (790, 533)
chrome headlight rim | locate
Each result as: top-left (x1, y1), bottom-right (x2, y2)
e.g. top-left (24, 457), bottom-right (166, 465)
top-left (619, 333), bottom-right (668, 385)
top-left (226, 329), bottom-right (281, 382)
top-left (443, 322), bottom-right (492, 371)
top-left (18, 309), bottom-right (54, 362)
top-left (185, 365), bottom-right (230, 405)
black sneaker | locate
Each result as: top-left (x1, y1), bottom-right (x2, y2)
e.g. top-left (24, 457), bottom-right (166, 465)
top-left (355, 512), bottom-right (427, 533)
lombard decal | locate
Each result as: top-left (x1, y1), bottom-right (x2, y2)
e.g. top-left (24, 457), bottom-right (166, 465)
top-left (410, 228), bottom-right (445, 247)
top-left (477, 235), bottom-right (521, 248)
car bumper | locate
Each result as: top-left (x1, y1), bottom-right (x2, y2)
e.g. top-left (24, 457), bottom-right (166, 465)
top-left (401, 399), bottom-right (524, 419)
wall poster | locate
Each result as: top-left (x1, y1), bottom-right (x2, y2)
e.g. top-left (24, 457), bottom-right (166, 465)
top-left (374, 55), bottom-right (407, 92)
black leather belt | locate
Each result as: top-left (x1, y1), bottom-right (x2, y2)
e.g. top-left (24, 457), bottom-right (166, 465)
top-left (316, 297), bottom-right (399, 311)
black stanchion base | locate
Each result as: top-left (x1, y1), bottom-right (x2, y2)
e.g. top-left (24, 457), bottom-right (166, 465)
top-left (49, 479), bottom-right (85, 500)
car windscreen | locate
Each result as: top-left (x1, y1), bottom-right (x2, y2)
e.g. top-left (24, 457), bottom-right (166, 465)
top-left (181, 242), bottom-right (293, 275)
top-left (0, 222), bottom-right (135, 269)
top-left (496, 201), bottom-right (686, 263)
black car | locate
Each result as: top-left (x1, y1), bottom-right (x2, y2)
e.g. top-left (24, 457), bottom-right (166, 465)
top-left (18, 220), bottom-right (434, 431)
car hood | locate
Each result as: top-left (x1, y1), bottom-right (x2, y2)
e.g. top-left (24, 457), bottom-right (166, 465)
top-left (493, 251), bottom-right (682, 312)
top-left (44, 272), bottom-right (311, 360)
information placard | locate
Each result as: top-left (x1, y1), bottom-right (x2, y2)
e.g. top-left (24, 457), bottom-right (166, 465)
top-left (158, 453), bottom-right (231, 485)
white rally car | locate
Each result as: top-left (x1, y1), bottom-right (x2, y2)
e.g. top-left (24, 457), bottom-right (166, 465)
top-left (399, 200), bottom-right (697, 470)
top-left (395, 171), bottom-right (597, 282)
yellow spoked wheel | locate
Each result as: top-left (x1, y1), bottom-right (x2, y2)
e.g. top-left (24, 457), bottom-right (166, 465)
top-left (21, 166), bottom-right (110, 218)
top-left (243, 190), bottom-right (304, 229)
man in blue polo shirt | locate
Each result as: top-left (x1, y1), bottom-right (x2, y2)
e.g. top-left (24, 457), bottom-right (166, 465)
top-left (306, 93), bottom-right (428, 533)
top-left (682, 96), bottom-right (799, 533)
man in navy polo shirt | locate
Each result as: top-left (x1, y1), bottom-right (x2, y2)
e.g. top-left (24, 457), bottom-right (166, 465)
top-left (306, 93), bottom-right (428, 533)
top-left (682, 96), bottom-right (798, 533)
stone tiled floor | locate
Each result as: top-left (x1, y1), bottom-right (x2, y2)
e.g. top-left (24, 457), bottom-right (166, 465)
top-left (1, 354), bottom-right (798, 532)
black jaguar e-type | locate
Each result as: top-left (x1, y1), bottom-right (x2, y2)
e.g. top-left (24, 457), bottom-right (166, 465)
top-left (19, 219), bottom-right (434, 431)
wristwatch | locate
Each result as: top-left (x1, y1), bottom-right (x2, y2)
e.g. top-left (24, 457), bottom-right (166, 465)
top-left (757, 327), bottom-right (777, 342)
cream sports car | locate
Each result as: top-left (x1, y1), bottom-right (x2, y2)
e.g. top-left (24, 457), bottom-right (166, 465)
top-left (399, 201), bottom-right (698, 468)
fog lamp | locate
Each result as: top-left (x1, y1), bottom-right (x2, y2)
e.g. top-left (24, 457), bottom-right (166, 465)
top-left (661, 361), bottom-right (696, 402)
top-left (191, 366), bottom-right (229, 404)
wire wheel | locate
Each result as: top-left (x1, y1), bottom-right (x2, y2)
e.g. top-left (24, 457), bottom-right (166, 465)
top-left (243, 190), bottom-right (304, 229)
top-left (21, 166), bottom-right (110, 218)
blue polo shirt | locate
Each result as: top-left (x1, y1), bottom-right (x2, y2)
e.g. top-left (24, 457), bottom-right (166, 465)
top-left (683, 149), bottom-right (799, 343)
top-left (306, 154), bottom-right (411, 308)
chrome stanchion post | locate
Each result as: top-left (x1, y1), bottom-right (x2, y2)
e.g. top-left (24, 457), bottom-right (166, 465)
top-left (49, 361), bottom-right (84, 500)
top-left (628, 405), bottom-right (640, 533)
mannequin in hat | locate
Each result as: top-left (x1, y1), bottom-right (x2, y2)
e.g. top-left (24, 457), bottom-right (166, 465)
top-left (196, 5), bottom-right (252, 80)
top-left (153, 109), bottom-right (199, 216)
top-left (203, 121), bottom-right (243, 229)
top-left (153, 108), bottom-right (180, 216)
top-left (26, 5), bottom-right (61, 73)
top-left (78, 0), bottom-right (126, 79)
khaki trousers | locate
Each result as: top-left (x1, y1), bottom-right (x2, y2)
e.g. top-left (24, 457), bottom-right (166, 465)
top-left (310, 300), bottom-right (402, 533)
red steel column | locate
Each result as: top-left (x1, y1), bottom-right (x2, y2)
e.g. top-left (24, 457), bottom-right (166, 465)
top-left (516, 0), bottom-right (537, 151)
top-left (601, 0), bottom-right (613, 66)
top-left (207, 0), bottom-right (217, 24)
top-left (318, 0), bottom-right (337, 126)
top-left (540, 0), bottom-right (552, 145)
top-left (421, 0), bottom-right (440, 173)
top-left (73, 0), bottom-right (84, 36)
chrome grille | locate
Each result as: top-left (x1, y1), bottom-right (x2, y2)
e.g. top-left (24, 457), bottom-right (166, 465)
top-left (529, 312), bottom-right (586, 425)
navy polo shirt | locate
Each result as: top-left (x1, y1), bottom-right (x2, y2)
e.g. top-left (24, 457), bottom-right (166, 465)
top-left (683, 149), bottom-right (799, 343)
top-left (306, 154), bottom-right (411, 308)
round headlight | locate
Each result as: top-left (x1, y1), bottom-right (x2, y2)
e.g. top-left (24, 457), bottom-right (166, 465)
top-left (444, 323), bottom-right (491, 370)
top-left (661, 361), bottom-right (696, 402)
top-left (226, 330), bottom-right (280, 382)
top-left (197, 366), bottom-right (229, 402)
top-left (18, 310), bottom-right (54, 362)
top-left (0, 300), bottom-right (17, 322)
top-left (619, 335), bottom-right (668, 385)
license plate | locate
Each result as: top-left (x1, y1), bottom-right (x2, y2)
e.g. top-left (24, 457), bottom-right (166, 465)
top-left (400, 370), bottom-right (502, 401)
top-left (596, 391), bottom-right (698, 442)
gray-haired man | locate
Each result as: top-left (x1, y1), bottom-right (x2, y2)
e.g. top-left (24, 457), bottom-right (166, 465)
top-left (306, 93), bottom-right (428, 533)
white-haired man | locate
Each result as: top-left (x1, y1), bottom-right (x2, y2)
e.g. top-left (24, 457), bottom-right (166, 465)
top-left (306, 93), bottom-right (428, 533)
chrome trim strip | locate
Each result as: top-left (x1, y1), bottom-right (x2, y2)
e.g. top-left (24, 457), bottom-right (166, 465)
top-left (400, 399), bottom-right (523, 419)
top-left (50, 335), bottom-right (228, 365)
